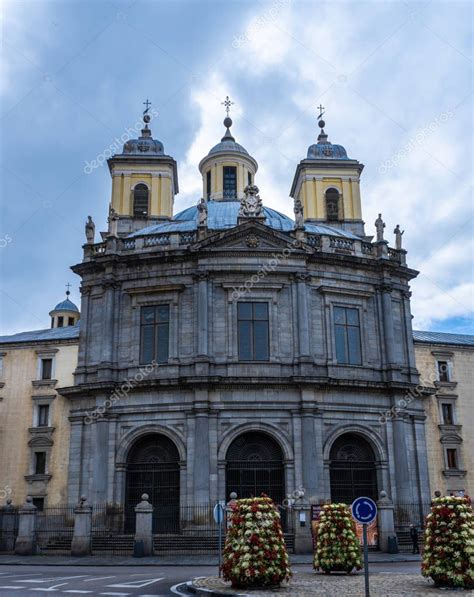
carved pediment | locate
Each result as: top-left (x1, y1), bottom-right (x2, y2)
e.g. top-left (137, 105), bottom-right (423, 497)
top-left (191, 220), bottom-right (312, 254)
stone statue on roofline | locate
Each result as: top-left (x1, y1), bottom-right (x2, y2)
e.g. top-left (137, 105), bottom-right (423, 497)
top-left (107, 205), bottom-right (119, 237)
top-left (85, 215), bottom-right (95, 244)
top-left (197, 197), bottom-right (208, 227)
top-left (375, 213), bottom-right (385, 242)
top-left (239, 184), bottom-right (263, 218)
top-left (294, 197), bottom-right (304, 229)
top-left (393, 224), bottom-right (404, 250)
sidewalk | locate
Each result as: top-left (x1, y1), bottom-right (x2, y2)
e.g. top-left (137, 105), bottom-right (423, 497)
top-left (0, 552), bottom-right (421, 567)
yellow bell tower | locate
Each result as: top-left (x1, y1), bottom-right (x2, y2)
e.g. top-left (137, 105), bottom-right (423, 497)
top-left (199, 96), bottom-right (258, 201)
top-left (107, 101), bottom-right (179, 235)
top-left (290, 107), bottom-right (365, 237)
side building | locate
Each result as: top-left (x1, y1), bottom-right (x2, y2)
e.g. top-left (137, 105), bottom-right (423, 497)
top-left (0, 295), bottom-right (80, 509)
top-left (413, 331), bottom-right (474, 497)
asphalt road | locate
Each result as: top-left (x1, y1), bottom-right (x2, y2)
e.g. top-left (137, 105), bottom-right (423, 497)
top-left (0, 562), bottom-right (422, 596)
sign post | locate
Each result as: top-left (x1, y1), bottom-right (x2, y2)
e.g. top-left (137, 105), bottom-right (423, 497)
top-left (213, 502), bottom-right (226, 577)
top-left (351, 497), bottom-right (377, 597)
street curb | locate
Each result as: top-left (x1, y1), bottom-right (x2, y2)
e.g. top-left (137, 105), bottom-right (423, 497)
top-left (187, 580), bottom-right (247, 597)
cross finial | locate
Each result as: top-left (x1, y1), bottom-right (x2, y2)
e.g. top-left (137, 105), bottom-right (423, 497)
top-left (222, 95), bottom-right (234, 116)
top-left (317, 104), bottom-right (325, 121)
top-left (65, 282), bottom-right (71, 297)
top-left (143, 98), bottom-right (151, 114)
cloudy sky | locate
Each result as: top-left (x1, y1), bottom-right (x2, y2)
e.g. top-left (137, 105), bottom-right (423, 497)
top-left (1, 0), bottom-right (472, 335)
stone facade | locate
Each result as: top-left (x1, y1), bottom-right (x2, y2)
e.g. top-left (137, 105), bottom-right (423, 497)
top-left (414, 335), bottom-right (474, 497)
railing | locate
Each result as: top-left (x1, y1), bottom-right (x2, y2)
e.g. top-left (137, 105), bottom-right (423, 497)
top-left (0, 507), bottom-right (19, 553)
top-left (121, 238), bottom-right (136, 251)
top-left (388, 248), bottom-right (401, 262)
top-left (361, 242), bottom-right (373, 255)
top-left (393, 502), bottom-right (431, 531)
top-left (91, 242), bottom-right (106, 255)
top-left (179, 232), bottom-right (195, 245)
top-left (35, 505), bottom-right (75, 554)
top-left (144, 234), bottom-right (170, 247)
top-left (306, 234), bottom-right (322, 249)
top-left (329, 238), bottom-right (354, 251)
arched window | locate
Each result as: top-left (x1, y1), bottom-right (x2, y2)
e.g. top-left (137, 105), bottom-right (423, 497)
top-left (226, 431), bottom-right (285, 505)
top-left (329, 433), bottom-right (378, 503)
top-left (325, 188), bottom-right (340, 221)
top-left (125, 434), bottom-right (179, 532)
top-left (133, 184), bottom-right (149, 218)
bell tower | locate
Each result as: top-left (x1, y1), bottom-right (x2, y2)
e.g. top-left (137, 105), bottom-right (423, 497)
top-left (290, 106), bottom-right (365, 237)
top-left (199, 96), bottom-right (258, 201)
top-left (107, 101), bottom-right (179, 235)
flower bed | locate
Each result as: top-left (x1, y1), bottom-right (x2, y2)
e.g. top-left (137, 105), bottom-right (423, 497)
top-left (421, 495), bottom-right (474, 589)
top-left (313, 503), bottom-right (362, 574)
top-left (222, 496), bottom-right (292, 588)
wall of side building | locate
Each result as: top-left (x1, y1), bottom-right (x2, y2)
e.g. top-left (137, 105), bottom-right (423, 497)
top-left (0, 340), bottom-right (78, 507)
top-left (414, 341), bottom-right (473, 497)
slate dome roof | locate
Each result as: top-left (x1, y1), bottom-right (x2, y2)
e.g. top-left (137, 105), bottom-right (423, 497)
top-left (307, 142), bottom-right (349, 160)
top-left (130, 200), bottom-right (358, 239)
top-left (52, 298), bottom-right (79, 313)
top-left (122, 125), bottom-right (164, 155)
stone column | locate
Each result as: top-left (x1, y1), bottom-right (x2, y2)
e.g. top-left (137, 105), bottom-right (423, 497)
top-left (71, 496), bottom-right (92, 556)
top-left (296, 274), bottom-right (310, 358)
top-left (380, 284), bottom-right (396, 366)
top-left (292, 501), bottom-right (312, 554)
top-left (377, 491), bottom-right (398, 553)
top-left (391, 415), bottom-right (413, 503)
top-left (0, 499), bottom-right (17, 552)
top-left (90, 418), bottom-right (109, 503)
top-left (14, 496), bottom-right (37, 555)
top-left (134, 494), bottom-right (153, 557)
top-left (301, 408), bottom-right (319, 500)
top-left (197, 274), bottom-right (208, 358)
top-left (193, 393), bottom-right (210, 503)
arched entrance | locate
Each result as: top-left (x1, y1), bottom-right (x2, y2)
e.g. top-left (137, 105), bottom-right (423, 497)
top-left (125, 434), bottom-right (180, 532)
top-left (329, 433), bottom-right (378, 503)
top-left (225, 431), bottom-right (285, 504)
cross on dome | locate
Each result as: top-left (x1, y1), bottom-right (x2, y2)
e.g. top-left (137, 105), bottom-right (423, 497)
top-left (222, 95), bottom-right (234, 116)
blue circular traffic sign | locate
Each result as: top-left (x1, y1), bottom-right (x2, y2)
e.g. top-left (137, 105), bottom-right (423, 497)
top-left (351, 497), bottom-right (377, 524)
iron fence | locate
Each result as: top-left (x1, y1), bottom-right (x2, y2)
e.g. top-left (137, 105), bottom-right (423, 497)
top-left (0, 507), bottom-right (19, 553)
top-left (35, 505), bottom-right (75, 554)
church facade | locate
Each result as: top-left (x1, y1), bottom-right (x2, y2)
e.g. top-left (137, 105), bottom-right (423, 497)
top-left (60, 104), bottom-right (432, 525)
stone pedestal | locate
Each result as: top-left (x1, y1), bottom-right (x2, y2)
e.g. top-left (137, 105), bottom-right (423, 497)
top-left (375, 240), bottom-right (389, 259)
top-left (377, 490), bottom-right (398, 553)
top-left (71, 497), bottom-right (92, 556)
top-left (292, 502), bottom-right (313, 554)
top-left (14, 496), bottom-right (37, 555)
top-left (134, 494), bottom-right (153, 557)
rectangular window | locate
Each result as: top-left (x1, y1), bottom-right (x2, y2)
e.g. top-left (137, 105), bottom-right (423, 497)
top-left (41, 358), bottom-right (53, 380)
top-left (334, 306), bottom-right (362, 365)
top-left (441, 403), bottom-right (454, 425)
top-left (206, 170), bottom-right (211, 198)
top-left (446, 448), bottom-right (458, 469)
top-left (140, 305), bottom-right (170, 364)
top-left (223, 166), bottom-right (237, 199)
top-left (437, 360), bottom-right (450, 382)
top-left (247, 171), bottom-right (252, 186)
top-left (57, 316), bottom-right (64, 328)
top-left (37, 404), bottom-right (50, 427)
top-left (32, 497), bottom-right (45, 511)
top-left (68, 317), bottom-right (75, 326)
top-left (238, 302), bottom-right (269, 361)
top-left (35, 452), bottom-right (46, 475)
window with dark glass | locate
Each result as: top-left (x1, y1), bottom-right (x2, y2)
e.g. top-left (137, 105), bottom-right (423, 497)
top-left (68, 317), bottom-right (74, 326)
top-left (437, 360), bottom-right (450, 382)
top-left (441, 403), bottom-right (454, 425)
top-left (133, 183), bottom-right (149, 217)
top-left (247, 171), bottom-right (252, 186)
top-left (57, 316), bottom-right (64, 328)
top-left (32, 497), bottom-right (44, 511)
top-left (238, 302), bottom-right (269, 361)
top-left (334, 306), bottom-right (362, 365)
top-left (140, 305), bottom-right (170, 364)
top-left (41, 358), bottom-right (53, 380)
top-left (35, 452), bottom-right (46, 475)
top-left (206, 170), bottom-right (211, 198)
top-left (38, 404), bottom-right (50, 427)
top-left (446, 448), bottom-right (458, 469)
top-left (325, 188), bottom-right (340, 221)
top-left (223, 166), bottom-right (237, 199)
